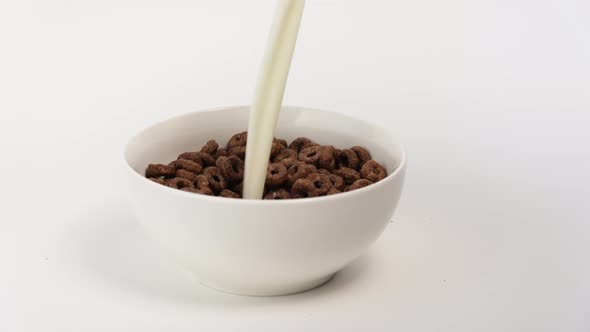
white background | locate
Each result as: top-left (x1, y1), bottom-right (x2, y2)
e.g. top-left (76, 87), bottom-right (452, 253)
top-left (1, 0), bottom-right (589, 331)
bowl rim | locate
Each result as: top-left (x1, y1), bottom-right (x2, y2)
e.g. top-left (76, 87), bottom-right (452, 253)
top-left (123, 105), bottom-right (406, 206)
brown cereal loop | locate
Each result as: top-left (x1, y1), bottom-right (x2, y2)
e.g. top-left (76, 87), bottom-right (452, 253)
top-left (270, 142), bottom-right (283, 160)
top-left (318, 146), bottom-right (337, 171)
top-left (327, 173), bottom-right (345, 191)
top-left (273, 148), bottom-right (297, 163)
top-left (264, 188), bottom-right (292, 200)
top-left (176, 169), bottom-right (198, 182)
top-left (287, 162), bottom-right (317, 187)
top-left (317, 168), bottom-right (331, 175)
top-left (280, 157), bottom-right (299, 169)
top-left (200, 139), bottom-right (219, 154)
top-left (203, 167), bottom-right (228, 193)
top-left (291, 179), bottom-right (320, 198)
top-left (333, 167), bottom-right (360, 185)
top-left (266, 162), bottom-right (288, 187)
top-left (177, 152), bottom-right (202, 163)
top-left (232, 181), bottom-right (243, 195)
top-left (219, 189), bottom-right (241, 199)
top-left (197, 152), bottom-right (216, 167)
top-left (146, 164), bottom-right (176, 178)
top-left (193, 174), bottom-right (210, 190)
top-left (298, 145), bottom-right (322, 166)
top-left (346, 179), bottom-right (374, 191)
top-left (306, 173), bottom-right (332, 195)
top-left (288, 137), bottom-right (315, 153)
top-left (337, 149), bottom-right (360, 170)
top-left (227, 131), bottom-right (247, 148)
top-left (228, 146), bottom-right (246, 160)
top-left (171, 158), bottom-right (203, 174)
top-left (276, 138), bottom-right (288, 148)
top-left (214, 148), bottom-right (228, 158)
top-left (360, 160), bottom-right (387, 182)
top-left (351, 146), bottom-right (371, 167)
top-left (166, 177), bottom-right (193, 189)
top-left (181, 186), bottom-right (214, 195)
top-left (217, 155), bottom-right (244, 182)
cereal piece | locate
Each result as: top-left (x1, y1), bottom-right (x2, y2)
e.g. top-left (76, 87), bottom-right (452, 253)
top-left (146, 164), bottom-right (176, 178)
top-left (200, 140), bottom-right (219, 154)
top-left (181, 186), bottom-right (214, 195)
top-left (177, 152), bottom-right (202, 163)
top-left (227, 131), bottom-right (247, 148)
top-left (360, 160), bottom-right (387, 182)
top-left (193, 174), bottom-right (210, 190)
top-left (266, 162), bottom-right (288, 187)
top-left (306, 173), bottom-right (332, 195)
top-left (214, 148), bottom-right (228, 158)
top-left (270, 142), bottom-right (283, 159)
top-left (317, 168), bottom-right (331, 175)
top-left (326, 188), bottom-right (341, 195)
top-left (287, 162), bottom-right (317, 187)
top-left (288, 137), bottom-right (315, 153)
top-left (318, 146), bottom-right (337, 171)
top-left (228, 146), bottom-right (246, 160)
top-left (281, 157), bottom-right (300, 169)
top-left (351, 146), bottom-right (371, 167)
top-left (346, 179), bottom-right (374, 191)
top-left (176, 169), bottom-right (198, 182)
top-left (149, 178), bottom-right (166, 185)
top-left (327, 173), bottom-right (345, 191)
top-left (275, 138), bottom-right (288, 148)
top-left (264, 188), bottom-right (292, 200)
top-left (217, 155), bottom-right (244, 182)
top-left (273, 148), bottom-right (297, 163)
top-left (298, 145), bottom-right (322, 166)
top-left (219, 189), bottom-right (241, 198)
top-left (197, 152), bottom-right (216, 167)
top-left (333, 167), bottom-right (360, 185)
top-left (337, 149), bottom-right (360, 170)
top-left (171, 158), bottom-right (203, 174)
top-left (291, 179), bottom-right (320, 198)
top-left (203, 167), bottom-right (228, 193)
top-left (166, 177), bottom-right (193, 189)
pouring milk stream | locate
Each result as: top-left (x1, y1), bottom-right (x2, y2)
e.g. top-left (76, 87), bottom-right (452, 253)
top-left (243, 0), bottom-right (306, 199)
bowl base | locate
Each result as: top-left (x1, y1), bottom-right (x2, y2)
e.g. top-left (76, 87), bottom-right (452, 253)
top-left (198, 273), bottom-right (336, 297)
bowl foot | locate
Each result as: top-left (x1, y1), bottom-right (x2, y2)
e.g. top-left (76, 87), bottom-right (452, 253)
top-left (198, 273), bottom-right (336, 297)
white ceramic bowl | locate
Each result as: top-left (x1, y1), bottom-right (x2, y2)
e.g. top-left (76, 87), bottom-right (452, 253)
top-left (124, 106), bottom-right (406, 296)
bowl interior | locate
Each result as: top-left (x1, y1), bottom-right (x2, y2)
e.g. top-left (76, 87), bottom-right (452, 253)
top-left (125, 106), bottom-right (404, 179)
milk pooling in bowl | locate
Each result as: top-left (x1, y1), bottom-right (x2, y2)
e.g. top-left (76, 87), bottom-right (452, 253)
top-left (243, 0), bottom-right (306, 199)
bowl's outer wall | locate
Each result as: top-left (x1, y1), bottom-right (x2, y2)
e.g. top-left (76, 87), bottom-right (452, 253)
top-left (125, 106), bottom-right (406, 295)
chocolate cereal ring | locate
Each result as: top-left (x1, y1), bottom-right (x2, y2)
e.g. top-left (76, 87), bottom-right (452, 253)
top-left (175, 169), bottom-right (198, 182)
top-left (273, 148), bottom-right (297, 163)
top-left (197, 152), bottom-right (216, 167)
top-left (287, 162), bottom-right (317, 187)
top-left (306, 173), bottom-right (332, 195)
top-left (203, 167), bottom-right (228, 193)
top-left (280, 157), bottom-right (299, 169)
top-left (298, 145), bottom-right (322, 166)
top-left (326, 188), bottom-right (341, 195)
top-left (177, 152), bottom-right (202, 163)
top-left (333, 167), bottom-right (360, 185)
top-left (228, 146), bottom-right (246, 160)
top-left (166, 177), bottom-right (193, 189)
top-left (275, 138), bottom-right (288, 148)
top-left (318, 146), bottom-right (337, 171)
top-left (171, 158), bottom-right (203, 174)
top-left (337, 149), bottom-right (360, 170)
top-left (148, 178), bottom-right (166, 185)
top-left (200, 139), bottom-right (219, 154)
top-left (227, 131), bottom-right (247, 148)
top-left (217, 155), bottom-right (244, 182)
top-left (351, 146), bottom-right (371, 167)
top-left (360, 160), bottom-right (387, 182)
top-left (346, 179), bottom-right (374, 191)
top-left (291, 179), bottom-right (320, 198)
top-left (214, 148), bottom-right (228, 158)
top-left (146, 164), bottom-right (176, 178)
top-left (181, 186), bottom-right (214, 195)
top-left (288, 137), bottom-right (315, 153)
top-left (266, 162), bottom-right (288, 187)
top-left (327, 173), bottom-right (345, 191)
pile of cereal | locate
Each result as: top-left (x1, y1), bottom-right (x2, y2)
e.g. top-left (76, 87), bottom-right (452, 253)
top-left (145, 132), bottom-right (387, 199)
